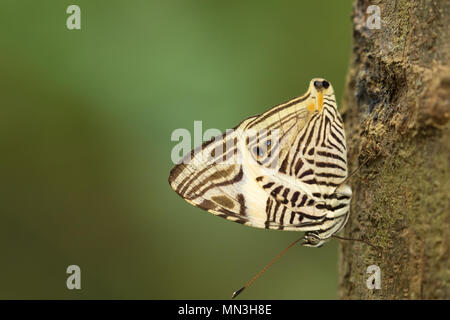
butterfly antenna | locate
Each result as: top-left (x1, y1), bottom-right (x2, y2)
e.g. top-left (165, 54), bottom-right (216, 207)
top-left (231, 236), bottom-right (303, 299)
top-left (331, 234), bottom-right (383, 257)
top-left (339, 155), bottom-right (373, 186)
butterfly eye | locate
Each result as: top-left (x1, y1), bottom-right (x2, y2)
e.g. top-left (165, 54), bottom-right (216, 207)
top-left (314, 80), bottom-right (330, 90)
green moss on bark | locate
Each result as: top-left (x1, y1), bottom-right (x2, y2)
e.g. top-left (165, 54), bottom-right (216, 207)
top-left (338, 0), bottom-right (449, 299)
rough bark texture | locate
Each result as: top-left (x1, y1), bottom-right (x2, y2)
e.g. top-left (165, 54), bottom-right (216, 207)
top-left (338, 0), bottom-right (449, 299)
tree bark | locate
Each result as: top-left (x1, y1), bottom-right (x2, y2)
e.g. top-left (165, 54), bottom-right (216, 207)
top-left (338, 0), bottom-right (449, 299)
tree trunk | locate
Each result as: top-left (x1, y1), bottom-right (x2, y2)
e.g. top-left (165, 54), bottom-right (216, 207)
top-left (338, 0), bottom-right (449, 299)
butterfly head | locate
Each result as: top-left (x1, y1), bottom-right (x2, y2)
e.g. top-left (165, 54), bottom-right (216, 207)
top-left (308, 78), bottom-right (335, 113)
top-left (310, 78), bottom-right (334, 93)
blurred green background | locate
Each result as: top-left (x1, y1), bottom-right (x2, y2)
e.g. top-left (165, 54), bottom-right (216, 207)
top-left (0, 0), bottom-right (353, 299)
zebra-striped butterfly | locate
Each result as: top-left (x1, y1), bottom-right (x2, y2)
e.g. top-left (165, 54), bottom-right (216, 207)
top-left (168, 79), bottom-right (351, 295)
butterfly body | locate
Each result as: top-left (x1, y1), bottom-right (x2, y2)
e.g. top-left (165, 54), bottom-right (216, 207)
top-left (169, 79), bottom-right (350, 247)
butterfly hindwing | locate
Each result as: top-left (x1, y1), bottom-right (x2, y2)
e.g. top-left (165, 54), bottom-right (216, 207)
top-left (170, 116), bottom-right (279, 227)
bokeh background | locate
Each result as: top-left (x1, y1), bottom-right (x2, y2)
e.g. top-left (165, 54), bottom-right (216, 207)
top-left (0, 0), bottom-right (353, 299)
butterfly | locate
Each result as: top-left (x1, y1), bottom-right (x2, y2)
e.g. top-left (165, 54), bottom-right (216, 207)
top-left (168, 78), bottom-right (351, 248)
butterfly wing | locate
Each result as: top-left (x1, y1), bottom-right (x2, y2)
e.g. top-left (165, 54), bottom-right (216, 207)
top-left (168, 106), bottom-right (325, 229)
top-left (168, 79), bottom-right (350, 239)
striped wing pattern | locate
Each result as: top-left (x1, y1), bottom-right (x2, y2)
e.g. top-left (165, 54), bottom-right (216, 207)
top-left (169, 117), bottom-right (255, 226)
top-left (168, 79), bottom-right (351, 247)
